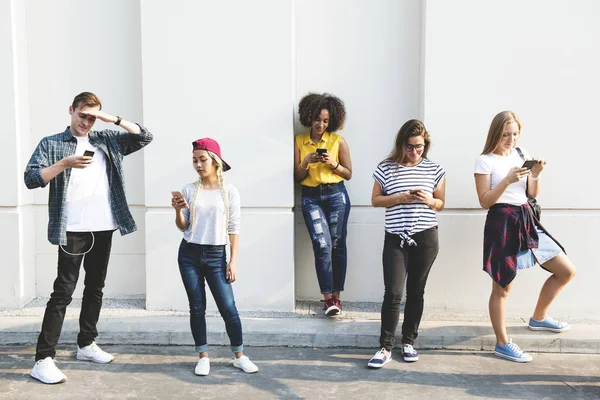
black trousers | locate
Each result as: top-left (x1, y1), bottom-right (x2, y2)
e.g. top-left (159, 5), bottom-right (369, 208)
top-left (35, 230), bottom-right (114, 360)
top-left (379, 227), bottom-right (439, 350)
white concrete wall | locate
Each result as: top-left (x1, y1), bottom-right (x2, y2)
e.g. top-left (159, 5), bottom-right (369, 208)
top-left (0, 0), bottom-right (36, 308)
top-left (294, 0), bottom-right (424, 301)
top-left (140, 0), bottom-right (295, 311)
top-left (421, 0), bottom-right (600, 318)
top-left (23, 0), bottom-right (146, 299)
top-left (2, 0), bottom-right (598, 318)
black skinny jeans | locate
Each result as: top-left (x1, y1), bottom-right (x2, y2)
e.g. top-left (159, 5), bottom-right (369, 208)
top-left (35, 230), bottom-right (114, 360)
top-left (379, 227), bottom-right (439, 350)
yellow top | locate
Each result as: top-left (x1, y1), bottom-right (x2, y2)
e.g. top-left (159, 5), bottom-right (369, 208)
top-left (296, 131), bottom-right (344, 187)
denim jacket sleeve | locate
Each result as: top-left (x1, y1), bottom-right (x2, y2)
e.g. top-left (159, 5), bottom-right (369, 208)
top-left (24, 138), bottom-right (50, 189)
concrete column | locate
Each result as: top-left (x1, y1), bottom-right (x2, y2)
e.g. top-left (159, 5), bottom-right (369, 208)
top-left (0, 0), bottom-right (35, 308)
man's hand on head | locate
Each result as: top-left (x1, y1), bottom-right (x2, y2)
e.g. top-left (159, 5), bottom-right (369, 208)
top-left (80, 109), bottom-right (118, 124)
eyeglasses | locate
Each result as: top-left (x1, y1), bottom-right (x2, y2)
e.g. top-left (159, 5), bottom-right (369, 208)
top-left (406, 144), bottom-right (425, 152)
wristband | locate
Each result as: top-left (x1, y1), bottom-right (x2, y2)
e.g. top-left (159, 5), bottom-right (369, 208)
top-left (298, 163), bottom-right (309, 171)
top-left (530, 176), bottom-right (540, 181)
top-left (331, 162), bottom-right (340, 170)
top-left (114, 116), bottom-right (122, 126)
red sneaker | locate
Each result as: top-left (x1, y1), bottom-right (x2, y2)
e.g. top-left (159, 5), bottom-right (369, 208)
top-left (321, 298), bottom-right (340, 316)
top-left (334, 297), bottom-right (342, 312)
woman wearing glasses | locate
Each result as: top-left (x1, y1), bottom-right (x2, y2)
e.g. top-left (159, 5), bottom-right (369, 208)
top-left (474, 111), bottom-right (576, 363)
top-left (367, 120), bottom-right (446, 367)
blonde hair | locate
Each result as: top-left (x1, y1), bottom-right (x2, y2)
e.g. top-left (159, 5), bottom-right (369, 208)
top-left (481, 111), bottom-right (522, 154)
top-left (189, 151), bottom-right (230, 242)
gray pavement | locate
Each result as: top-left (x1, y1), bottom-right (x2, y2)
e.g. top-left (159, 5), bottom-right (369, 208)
top-left (0, 345), bottom-right (599, 400)
top-left (1, 299), bottom-right (599, 354)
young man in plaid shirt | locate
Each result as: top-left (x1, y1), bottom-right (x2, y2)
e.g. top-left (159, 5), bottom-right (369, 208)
top-left (24, 92), bottom-right (153, 384)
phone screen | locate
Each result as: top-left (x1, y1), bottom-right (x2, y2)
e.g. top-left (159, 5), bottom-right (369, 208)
top-left (171, 191), bottom-right (183, 198)
top-left (83, 150), bottom-right (95, 158)
top-left (316, 148), bottom-right (327, 155)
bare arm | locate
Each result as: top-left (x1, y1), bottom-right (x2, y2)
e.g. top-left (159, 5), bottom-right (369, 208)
top-left (526, 159), bottom-right (546, 198)
top-left (172, 193), bottom-right (189, 230)
top-left (294, 141), bottom-right (309, 182)
top-left (227, 234), bottom-right (239, 283)
top-left (323, 137), bottom-right (352, 180)
top-left (475, 167), bottom-right (529, 209)
top-left (40, 155), bottom-right (98, 184)
top-left (82, 110), bottom-right (141, 134)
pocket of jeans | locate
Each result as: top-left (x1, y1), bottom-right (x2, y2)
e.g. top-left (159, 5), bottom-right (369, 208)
top-left (204, 246), bottom-right (226, 267)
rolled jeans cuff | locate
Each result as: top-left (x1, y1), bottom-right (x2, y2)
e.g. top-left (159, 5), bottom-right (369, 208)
top-left (231, 344), bottom-right (244, 353)
top-left (195, 344), bottom-right (209, 353)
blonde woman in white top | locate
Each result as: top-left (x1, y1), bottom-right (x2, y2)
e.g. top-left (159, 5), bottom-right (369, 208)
top-left (171, 137), bottom-right (258, 376)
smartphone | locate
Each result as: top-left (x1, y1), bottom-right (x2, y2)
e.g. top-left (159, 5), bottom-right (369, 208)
top-left (522, 160), bottom-right (537, 170)
top-left (83, 150), bottom-right (95, 158)
top-left (171, 191), bottom-right (183, 199)
top-left (316, 148), bottom-right (327, 155)
top-left (409, 190), bottom-right (419, 195)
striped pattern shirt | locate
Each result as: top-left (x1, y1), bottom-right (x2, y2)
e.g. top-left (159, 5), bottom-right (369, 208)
top-left (24, 126), bottom-right (153, 246)
top-left (373, 158), bottom-right (446, 242)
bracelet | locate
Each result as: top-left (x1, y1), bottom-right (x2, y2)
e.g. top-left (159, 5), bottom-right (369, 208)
top-left (530, 176), bottom-right (540, 181)
top-left (331, 162), bottom-right (340, 170)
top-left (298, 163), bottom-right (309, 171)
top-left (114, 116), bottom-right (122, 126)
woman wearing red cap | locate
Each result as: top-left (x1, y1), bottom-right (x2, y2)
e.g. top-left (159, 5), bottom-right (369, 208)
top-left (170, 138), bottom-right (258, 376)
top-left (294, 93), bottom-right (353, 316)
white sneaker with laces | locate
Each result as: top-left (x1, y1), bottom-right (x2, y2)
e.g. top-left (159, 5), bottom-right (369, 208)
top-left (30, 357), bottom-right (67, 384)
top-left (76, 342), bottom-right (114, 364)
top-left (232, 355), bottom-right (258, 373)
top-left (195, 357), bottom-right (210, 376)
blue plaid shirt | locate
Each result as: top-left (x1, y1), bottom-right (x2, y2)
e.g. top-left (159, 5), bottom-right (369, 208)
top-left (24, 125), bottom-right (153, 245)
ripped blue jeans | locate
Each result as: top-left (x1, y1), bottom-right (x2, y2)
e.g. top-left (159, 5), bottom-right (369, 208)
top-left (301, 182), bottom-right (351, 294)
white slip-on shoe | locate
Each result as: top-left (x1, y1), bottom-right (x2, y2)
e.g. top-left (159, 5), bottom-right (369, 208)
top-left (195, 357), bottom-right (210, 376)
top-left (76, 342), bottom-right (114, 364)
top-left (367, 348), bottom-right (392, 368)
top-left (232, 355), bottom-right (259, 373)
top-left (30, 357), bottom-right (67, 384)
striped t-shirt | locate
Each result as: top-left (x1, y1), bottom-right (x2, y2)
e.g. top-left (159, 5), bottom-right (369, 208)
top-left (373, 158), bottom-right (446, 238)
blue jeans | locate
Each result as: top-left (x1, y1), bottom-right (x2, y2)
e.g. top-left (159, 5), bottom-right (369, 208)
top-left (177, 240), bottom-right (243, 353)
top-left (301, 182), bottom-right (351, 294)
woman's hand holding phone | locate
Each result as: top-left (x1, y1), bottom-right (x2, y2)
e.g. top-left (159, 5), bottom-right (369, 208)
top-left (530, 159), bottom-right (546, 177)
top-left (171, 191), bottom-right (188, 210)
top-left (505, 167), bottom-right (530, 184)
top-left (303, 151), bottom-right (325, 166)
top-left (410, 189), bottom-right (435, 207)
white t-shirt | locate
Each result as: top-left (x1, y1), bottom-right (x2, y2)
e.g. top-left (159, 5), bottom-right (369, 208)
top-left (66, 136), bottom-right (117, 231)
top-left (474, 147), bottom-right (531, 206)
top-left (180, 183), bottom-right (241, 245)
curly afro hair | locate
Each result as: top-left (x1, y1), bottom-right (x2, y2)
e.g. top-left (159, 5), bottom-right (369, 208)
top-left (298, 93), bottom-right (346, 133)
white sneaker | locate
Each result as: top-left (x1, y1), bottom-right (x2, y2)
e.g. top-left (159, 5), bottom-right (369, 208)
top-left (195, 357), bottom-right (210, 376)
top-left (76, 342), bottom-right (114, 364)
top-left (232, 355), bottom-right (258, 373)
top-left (30, 357), bottom-right (67, 384)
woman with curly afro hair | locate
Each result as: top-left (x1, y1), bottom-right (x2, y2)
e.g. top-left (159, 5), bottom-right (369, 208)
top-left (294, 93), bottom-right (353, 317)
